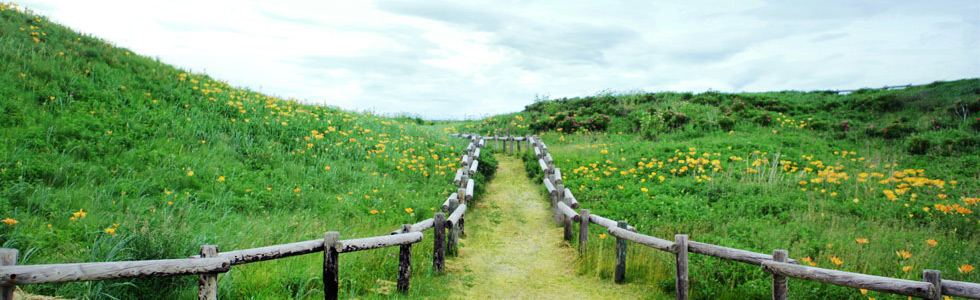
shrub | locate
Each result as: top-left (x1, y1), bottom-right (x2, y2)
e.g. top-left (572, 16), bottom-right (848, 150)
top-left (906, 136), bottom-right (931, 155)
top-left (718, 117), bottom-right (735, 131)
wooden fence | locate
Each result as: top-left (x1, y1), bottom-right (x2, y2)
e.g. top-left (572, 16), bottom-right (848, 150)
top-left (0, 134), bottom-right (489, 300)
top-left (484, 134), bottom-right (980, 300)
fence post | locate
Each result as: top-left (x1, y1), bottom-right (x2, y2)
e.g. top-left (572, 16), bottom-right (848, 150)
top-left (324, 231), bottom-right (340, 300)
top-left (509, 137), bottom-right (514, 154)
top-left (495, 136), bottom-right (499, 152)
top-left (398, 225), bottom-right (412, 293)
top-left (1, 248), bottom-right (17, 300)
top-left (615, 221), bottom-right (628, 284)
top-left (198, 245), bottom-right (219, 300)
top-left (675, 235), bottom-right (689, 300)
top-left (563, 215), bottom-right (573, 242)
top-left (517, 137), bottom-right (522, 151)
top-left (579, 209), bottom-right (590, 255)
top-left (555, 184), bottom-right (565, 226)
top-left (772, 250), bottom-right (788, 300)
top-left (448, 198), bottom-right (460, 256)
top-left (433, 213), bottom-right (446, 273)
top-left (923, 269), bottom-right (941, 300)
top-left (525, 136), bottom-right (530, 151)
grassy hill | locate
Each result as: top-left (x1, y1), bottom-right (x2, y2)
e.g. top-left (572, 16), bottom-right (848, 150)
top-left (0, 3), bottom-right (498, 298)
top-left (457, 80), bottom-right (980, 298)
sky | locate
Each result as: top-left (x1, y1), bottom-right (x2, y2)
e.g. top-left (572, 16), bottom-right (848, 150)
top-left (17, 0), bottom-right (980, 119)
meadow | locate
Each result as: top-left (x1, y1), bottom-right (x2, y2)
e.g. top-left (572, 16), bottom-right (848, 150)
top-left (0, 3), bottom-right (498, 298)
top-left (458, 80), bottom-right (980, 299)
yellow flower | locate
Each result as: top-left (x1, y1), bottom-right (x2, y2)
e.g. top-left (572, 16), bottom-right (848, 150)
top-left (71, 209), bottom-right (87, 220)
top-left (925, 239), bottom-right (938, 246)
top-left (2, 218), bottom-right (17, 226)
top-left (294, 188), bottom-right (301, 193)
top-left (896, 250), bottom-right (911, 259)
top-left (902, 265), bottom-right (914, 273)
top-left (324, 166), bottom-right (331, 171)
top-left (852, 198), bottom-right (860, 203)
top-left (860, 289), bottom-right (868, 295)
top-left (217, 176), bottom-right (225, 182)
top-left (187, 171), bottom-right (194, 176)
top-left (600, 149), bottom-right (609, 154)
top-left (405, 208), bottom-right (414, 213)
top-left (104, 227), bottom-right (117, 236)
top-left (599, 233), bottom-right (607, 239)
top-left (855, 238), bottom-right (868, 244)
top-left (959, 264), bottom-right (974, 274)
top-left (830, 256), bottom-right (843, 266)
top-left (370, 210), bottom-right (379, 214)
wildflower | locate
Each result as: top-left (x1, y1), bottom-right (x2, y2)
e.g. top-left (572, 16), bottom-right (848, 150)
top-left (902, 265), bottom-right (914, 273)
top-left (104, 227), bottom-right (117, 236)
top-left (370, 210), bottom-right (379, 214)
top-left (830, 256), bottom-right (843, 265)
top-left (294, 188), bottom-right (301, 193)
top-left (187, 171), bottom-right (194, 176)
top-left (2, 218), bottom-right (16, 226)
top-left (853, 198), bottom-right (860, 203)
top-left (324, 166), bottom-right (331, 171)
top-left (960, 264), bottom-right (975, 274)
top-left (405, 208), bottom-right (414, 213)
top-left (70, 209), bottom-right (87, 221)
top-left (599, 233), bottom-right (607, 239)
top-left (896, 250), bottom-right (911, 259)
top-left (925, 239), bottom-right (938, 246)
top-left (855, 238), bottom-right (868, 244)
top-left (801, 257), bottom-right (817, 266)
top-left (217, 176), bottom-right (225, 182)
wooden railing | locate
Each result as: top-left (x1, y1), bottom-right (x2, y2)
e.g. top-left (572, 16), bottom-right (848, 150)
top-left (0, 134), bottom-right (489, 300)
top-left (484, 133), bottom-right (980, 300)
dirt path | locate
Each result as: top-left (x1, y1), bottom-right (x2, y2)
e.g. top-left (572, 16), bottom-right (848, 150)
top-left (448, 156), bottom-right (666, 299)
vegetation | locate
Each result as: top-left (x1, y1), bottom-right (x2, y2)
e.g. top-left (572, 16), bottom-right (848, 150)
top-left (459, 81), bottom-right (980, 299)
top-left (0, 3), bottom-right (497, 298)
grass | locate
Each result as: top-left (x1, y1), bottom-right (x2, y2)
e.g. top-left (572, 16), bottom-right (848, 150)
top-left (457, 81), bottom-right (979, 299)
top-left (0, 3), bottom-right (496, 298)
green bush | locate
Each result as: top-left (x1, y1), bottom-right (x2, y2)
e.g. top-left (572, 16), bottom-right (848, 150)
top-left (718, 117), bottom-right (735, 131)
top-left (906, 136), bottom-right (931, 155)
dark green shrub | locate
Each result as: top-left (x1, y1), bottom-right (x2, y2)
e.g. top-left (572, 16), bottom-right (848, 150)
top-left (718, 117), bottom-right (735, 131)
top-left (753, 114), bottom-right (772, 126)
top-left (971, 117), bottom-right (980, 132)
top-left (906, 136), bottom-right (931, 155)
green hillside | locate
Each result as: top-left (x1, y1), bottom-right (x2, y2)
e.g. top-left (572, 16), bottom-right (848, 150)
top-left (457, 81), bottom-right (980, 298)
top-left (0, 3), bottom-right (497, 298)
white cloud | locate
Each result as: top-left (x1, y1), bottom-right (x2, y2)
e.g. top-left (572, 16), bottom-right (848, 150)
top-left (17, 0), bottom-right (980, 119)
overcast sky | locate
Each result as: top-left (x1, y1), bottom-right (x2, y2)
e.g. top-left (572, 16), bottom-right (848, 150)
top-left (18, 0), bottom-right (980, 119)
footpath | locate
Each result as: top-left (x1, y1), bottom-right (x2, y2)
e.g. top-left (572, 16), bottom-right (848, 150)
top-left (448, 156), bottom-right (666, 299)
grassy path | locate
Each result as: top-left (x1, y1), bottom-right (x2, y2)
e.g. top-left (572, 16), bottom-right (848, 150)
top-left (447, 156), bottom-right (666, 299)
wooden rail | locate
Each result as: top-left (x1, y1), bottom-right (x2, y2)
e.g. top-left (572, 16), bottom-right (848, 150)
top-left (486, 133), bottom-right (980, 300)
top-left (0, 134), bottom-right (492, 300)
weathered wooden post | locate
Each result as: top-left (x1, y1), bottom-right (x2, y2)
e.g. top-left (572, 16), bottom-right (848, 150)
top-left (555, 183), bottom-right (566, 226)
top-left (1, 248), bottom-right (17, 300)
top-left (579, 210), bottom-right (590, 255)
top-left (525, 135), bottom-right (531, 151)
top-left (563, 215), bottom-right (573, 242)
top-left (460, 174), bottom-right (469, 188)
top-left (447, 198), bottom-right (460, 256)
top-left (615, 221), bottom-right (628, 284)
top-left (772, 249), bottom-right (788, 300)
top-left (494, 136), bottom-right (499, 152)
top-left (509, 136), bottom-right (515, 154)
top-left (457, 190), bottom-right (466, 236)
top-left (675, 235), bottom-right (689, 300)
top-left (433, 213), bottom-right (446, 273)
top-left (398, 225), bottom-right (412, 293)
top-left (517, 137), bottom-right (522, 151)
top-left (923, 269), bottom-right (941, 300)
top-left (198, 245), bottom-right (219, 300)
top-left (324, 231), bottom-right (340, 300)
